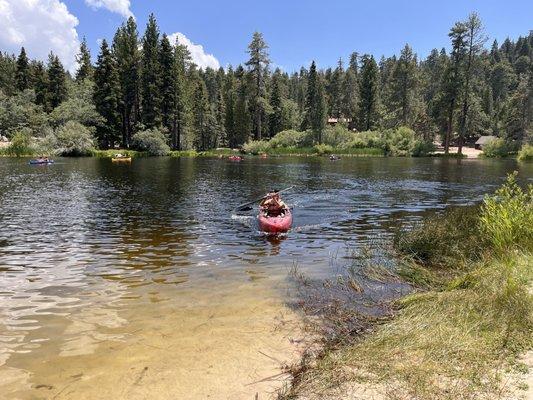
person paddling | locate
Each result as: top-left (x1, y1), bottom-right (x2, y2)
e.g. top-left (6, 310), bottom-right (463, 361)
top-left (260, 190), bottom-right (287, 217)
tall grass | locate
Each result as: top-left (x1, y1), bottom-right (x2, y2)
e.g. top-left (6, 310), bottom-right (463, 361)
top-left (284, 173), bottom-right (533, 399)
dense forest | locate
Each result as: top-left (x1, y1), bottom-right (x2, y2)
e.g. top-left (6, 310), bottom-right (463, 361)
top-left (0, 12), bottom-right (531, 156)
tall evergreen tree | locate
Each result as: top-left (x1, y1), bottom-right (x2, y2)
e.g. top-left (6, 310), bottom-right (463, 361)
top-left (76, 37), bottom-right (93, 81)
top-left (234, 65), bottom-right (251, 145)
top-left (159, 34), bottom-right (175, 135)
top-left (93, 39), bottom-right (121, 148)
top-left (47, 53), bottom-right (67, 109)
top-left (389, 44), bottom-right (419, 128)
top-left (33, 61), bottom-right (48, 108)
top-left (342, 53), bottom-right (359, 127)
top-left (141, 13), bottom-right (162, 128)
top-left (302, 61), bottom-right (327, 142)
top-left (170, 42), bottom-right (192, 150)
top-left (113, 17), bottom-right (140, 147)
top-left (245, 32), bottom-right (270, 139)
top-left (457, 12), bottom-right (486, 154)
top-left (269, 74), bottom-right (284, 137)
top-left (358, 55), bottom-right (381, 130)
top-left (15, 47), bottom-right (30, 91)
top-left (224, 66), bottom-right (237, 147)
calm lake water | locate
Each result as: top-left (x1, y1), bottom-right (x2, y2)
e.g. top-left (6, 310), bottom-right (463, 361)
top-left (0, 156), bottom-right (531, 399)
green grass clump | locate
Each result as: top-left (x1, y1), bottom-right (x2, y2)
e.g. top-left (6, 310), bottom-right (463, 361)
top-left (517, 144), bottom-right (533, 162)
top-left (90, 149), bottom-right (147, 158)
top-left (287, 172), bottom-right (533, 399)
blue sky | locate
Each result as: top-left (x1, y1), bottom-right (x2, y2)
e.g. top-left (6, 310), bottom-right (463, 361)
top-left (1, 0), bottom-right (532, 72)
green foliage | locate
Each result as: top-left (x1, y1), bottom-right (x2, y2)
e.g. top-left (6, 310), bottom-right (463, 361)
top-left (44, 121), bottom-right (96, 156)
top-left (132, 128), bottom-right (170, 156)
top-left (517, 144), bottom-right (533, 162)
top-left (0, 89), bottom-right (48, 137)
top-left (322, 125), bottom-right (353, 147)
top-left (481, 137), bottom-right (509, 157)
top-left (313, 143), bottom-right (333, 155)
top-left (243, 139), bottom-right (271, 155)
top-left (50, 80), bottom-right (104, 128)
top-left (383, 126), bottom-right (427, 156)
top-left (410, 140), bottom-right (436, 157)
top-left (479, 172), bottom-right (533, 252)
top-left (302, 61), bottom-right (327, 141)
top-left (270, 129), bottom-right (313, 148)
top-left (6, 129), bottom-right (33, 156)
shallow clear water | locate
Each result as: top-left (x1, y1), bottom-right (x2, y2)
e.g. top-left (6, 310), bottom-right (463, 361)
top-left (0, 156), bottom-right (530, 399)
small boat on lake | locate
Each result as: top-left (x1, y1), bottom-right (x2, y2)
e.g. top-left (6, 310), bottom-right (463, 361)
top-left (258, 207), bottom-right (292, 233)
top-left (228, 155), bottom-right (243, 162)
top-left (329, 155), bottom-right (341, 161)
top-left (258, 190), bottom-right (293, 233)
top-left (29, 158), bottom-right (54, 165)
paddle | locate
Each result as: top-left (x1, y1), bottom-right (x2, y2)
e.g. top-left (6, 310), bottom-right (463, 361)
top-left (235, 186), bottom-right (294, 212)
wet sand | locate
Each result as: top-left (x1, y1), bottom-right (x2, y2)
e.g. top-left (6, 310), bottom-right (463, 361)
top-left (0, 278), bottom-right (302, 400)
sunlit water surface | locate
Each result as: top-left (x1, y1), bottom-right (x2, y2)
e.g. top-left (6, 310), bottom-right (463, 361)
top-left (0, 156), bottom-right (530, 399)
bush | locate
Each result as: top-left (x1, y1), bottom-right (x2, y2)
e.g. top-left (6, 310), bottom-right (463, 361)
top-left (44, 121), bottom-right (96, 156)
top-left (323, 125), bottom-right (353, 147)
top-left (395, 207), bottom-right (483, 268)
top-left (385, 126), bottom-right (418, 156)
top-left (411, 140), bottom-right (435, 157)
top-left (479, 172), bottom-right (533, 252)
top-left (132, 128), bottom-right (170, 156)
top-left (482, 137), bottom-right (508, 157)
top-left (6, 129), bottom-right (33, 157)
top-left (517, 144), bottom-right (533, 162)
top-left (313, 143), bottom-right (333, 155)
top-left (270, 129), bottom-right (313, 148)
top-left (340, 130), bottom-right (383, 149)
top-left (243, 140), bottom-right (271, 155)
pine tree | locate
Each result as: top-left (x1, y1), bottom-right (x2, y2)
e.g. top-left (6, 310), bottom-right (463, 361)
top-left (159, 34), bottom-right (175, 135)
top-left (224, 66), bottom-right (236, 147)
top-left (76, 37), bottom-right (93, 81)
top-left (358, 55), bottom-right (381, 130)
top-left (389, 44), bottom-right (419, 128)
top-left (329, 58), bottom-right (344, 118)
top-left (113, 17), bottom-right (140, 147)
top-left (33, 61), bottom-right (48, 108)
top-left (342, 52), bottom-right (359, 127)
top-left (269, 74), bottom-right (283, 137)
top-left (140, 14), bottom-right (162, 128)
top-left (93, 39), bottom-right (121, 148)
top-left (15, 47), bottom-right (30, 91)
top-left (47, 52), bottom-right (67, 109)
top-left (234, 65), bottom-right (251, 145)
top-left (302, 61), bottom-right (327, 142)
top-left (170, 41), bottom-right (192, 150)
top-left (442, 22), bottom-right (467, 153)
top-left (245, 32), bottom-right (270, 139)
top-left (457, 12), bottom-right (486, 154)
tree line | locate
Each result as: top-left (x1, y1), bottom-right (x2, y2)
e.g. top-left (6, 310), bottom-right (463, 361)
top-left (0, 12), bottom-right (531, 154)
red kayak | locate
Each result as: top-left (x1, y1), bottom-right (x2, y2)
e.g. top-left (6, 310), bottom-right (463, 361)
top-left (258, 207), bottom-right (293, 234)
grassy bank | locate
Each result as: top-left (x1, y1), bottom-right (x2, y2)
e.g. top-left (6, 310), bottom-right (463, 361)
top-left (284, 173), bottom-right (532, 399)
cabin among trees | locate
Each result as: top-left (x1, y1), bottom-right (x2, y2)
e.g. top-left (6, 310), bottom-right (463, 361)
top-left (475, 135), bottom-right (497, 149)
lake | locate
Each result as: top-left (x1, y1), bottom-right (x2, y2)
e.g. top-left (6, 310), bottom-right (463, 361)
top-left (0, 156), bottom-right (530, 399)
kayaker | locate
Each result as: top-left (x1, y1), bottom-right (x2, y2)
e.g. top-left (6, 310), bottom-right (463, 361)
top-left (260, 190), bottom-right (287, 217)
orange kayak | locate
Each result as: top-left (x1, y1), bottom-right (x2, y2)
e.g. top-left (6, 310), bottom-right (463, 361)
top-left (258, 208), bottom-right (293, 233)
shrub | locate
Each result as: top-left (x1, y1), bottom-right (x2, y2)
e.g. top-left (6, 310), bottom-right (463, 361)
top-left (6, 129), bottom-right (33, 157)
top-left (243, 140), bottom-right (271, 155)
top-left (323, 125), bottom-right (353, 147)
top-left (270, 129), bottom-right (313, 148)
top-left (132, 128), bottom-right (170, 156)
top-left (44, 121), bottom-right (96, 156)
top-left (482, 137), bottom-right (508, 158)
top-left (313, 143), bottom-right (333, 155)
top-left (479, 172), bottom-right (533, 252)
top-left (411, 140), bottom-right (435, 157)
top-left (340, 130), bottom-right (383, 149)
top-left (385, 126), bottom-right (418, 156)
top-left (395, 206), bottom-right (483, 268)
top-left (517, 144), bottom-right (533, 162)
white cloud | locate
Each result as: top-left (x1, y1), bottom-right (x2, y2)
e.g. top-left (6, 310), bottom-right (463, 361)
top-left (0, 0), bottom-right (80, 72)
top-left (168, 32), bottom-right (220, 70)
top-left (84, 0), bottom-right (133, 18)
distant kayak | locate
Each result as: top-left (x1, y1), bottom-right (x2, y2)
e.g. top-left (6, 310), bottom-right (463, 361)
top-left (29, 159), bottom-right (54, 165)
top-left (228, 155), bottom-right (243, 162)
top-left (112, 157), bottom-right (132, 162)
top-left (258, 207), bottom-right (293, 234)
